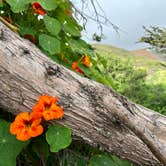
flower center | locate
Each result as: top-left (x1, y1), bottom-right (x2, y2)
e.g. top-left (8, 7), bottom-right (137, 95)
top-left (44, 103), bottom-right (51, 111)
top-left (24, 120), bottom-right (32, 128)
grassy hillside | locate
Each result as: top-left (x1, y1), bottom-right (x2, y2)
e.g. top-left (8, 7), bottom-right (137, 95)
top-left (91, 44), bottom-right (166, 115)
top-left (93, 44), bottom-right (166, 86)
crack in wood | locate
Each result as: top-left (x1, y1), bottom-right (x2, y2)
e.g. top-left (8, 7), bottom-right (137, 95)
top-left (0, 29), bottom-right (5, 41)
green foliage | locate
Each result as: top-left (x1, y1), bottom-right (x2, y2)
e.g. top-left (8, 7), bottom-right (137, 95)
top-left (31, 137), bottom-right (50, 161)
top-left (43, 16), bottom-right (61, 36)
top-left (139, 26), bottom-right (166, 52)
top-left (55, 149), bottom-right (87, 166)
top-left (141, 84), bottom-right (166, 115)
top-left (0, 119), bottom-right (29, 166)
top-left (35, 0), bottom-right (58, 11)
top-left (49, 142), bottom-right (134, 166)
top-left (0, 0), bottom-right (3, 7)
top-left (68, 38), bottom-right (94, 55)
top-left (89, 154), bottom-right (114, 166)
top-left (39, 34), bottom-right (61, 54)
top-left (94, 45), bottom-right (166, 115)
top-left (7, 0), bottom-right (32, 12)
top-left (1, 0), bottom-right (165, 165)
top-left (89, 154), bottom-right (133, 166)
top-left (46, 124), bottom-right (72, 153)
top-left (0, 0), bottom-right (93, 72)
top-left (110, 155), bottom-right (135, 166)
top-left (17, 133), bottom-right (72, 166)
top-left (63, 17), bottom-right (82, 37)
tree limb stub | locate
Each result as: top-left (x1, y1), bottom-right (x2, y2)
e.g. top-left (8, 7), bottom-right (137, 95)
top-left (0, 22), bottom-right (166, 165)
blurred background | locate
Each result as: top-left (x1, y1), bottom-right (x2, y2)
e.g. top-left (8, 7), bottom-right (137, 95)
top-left (73, 0), bottom-right (166, 50)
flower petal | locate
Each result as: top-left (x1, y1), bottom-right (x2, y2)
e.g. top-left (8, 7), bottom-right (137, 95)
top-left (15, 112), bottom-right (30, 122)
top-left (31, 118), bottom-right (42, 127)
top-left (43, 104), bottom-right (64, 121)
top-left (10, 122), bottom-right (24, 135)
top-left (50, 96), bottom-right (58, 104)
top-left (29, 125), bottom-right (43, 137)
top-left (81, 55), bottom-right (91, 68)
top-left (31, 102), bottom-right (44, 119)
top-left (16, 128), bottom-right (31, 141)
top-left (39, 95), bottom-right (52, 103)
top-left (32, 2), bottom-right (46, 15)
top-left (42, 111), bottom-right (55, 121)
top-left (72, 62), bottom-right (78, 70)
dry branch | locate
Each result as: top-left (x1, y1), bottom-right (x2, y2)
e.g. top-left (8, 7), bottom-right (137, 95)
top-left (0, 22), bottom-right (166, 165)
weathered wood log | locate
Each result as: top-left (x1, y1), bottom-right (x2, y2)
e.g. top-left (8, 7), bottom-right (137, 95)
top-left (0, 22), bottom-right (166, 166)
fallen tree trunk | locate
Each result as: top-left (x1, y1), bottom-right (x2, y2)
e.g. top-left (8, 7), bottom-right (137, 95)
top-left (0, 22), bottom-right (166, 166)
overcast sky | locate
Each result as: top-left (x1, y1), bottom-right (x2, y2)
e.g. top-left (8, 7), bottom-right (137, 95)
top-left (75, 0), bottom-right (166, 50)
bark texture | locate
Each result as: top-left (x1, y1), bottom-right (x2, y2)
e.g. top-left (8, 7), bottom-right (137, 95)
top-left (0, 22), bottom-right (166, 166)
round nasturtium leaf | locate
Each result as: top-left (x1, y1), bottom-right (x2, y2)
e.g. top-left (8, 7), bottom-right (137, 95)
top-left (46, 124), bottom-right (72, 153)
top-left (36, 0), bottom-right (58, 11)
top-left (88, 154), bottom-right (114, 166)
top-left (44, 16), bottom-right (61, 36)
top-left (63, 18), bottom-right (81, 37)
top-left (68, 38), bottom-right (93, 55)
top-left (0, 119), bottom-right (29, 166)
top-left (39, 34), bottom-right (61, 55)
top-left (7, 0), bottom-right (31, 13)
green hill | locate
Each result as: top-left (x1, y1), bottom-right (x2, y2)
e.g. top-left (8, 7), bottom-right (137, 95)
top-left (91, 44), bottom-right (166, 115)
top-left (93, 44), bottom-right (166, 87)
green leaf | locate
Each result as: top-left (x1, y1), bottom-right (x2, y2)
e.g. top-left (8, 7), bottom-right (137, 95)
top-left (110, 155), bottom-right (134, 166)
top-left (68, 38), bottom-right (93, 55)
top-left (89, 154), bottom-right (114, 166)
top-left (0, 119), bottom-right (29, 166)
top-left (36, 0), bottom-right (58, 11)
top-left (39, 34), bottom-right (61, 55)
top-left (89, 154), bottom-right (133, 166)
top-left (0, 0), bottom-right (3, 7)
top-left (60, 149), bottom-right (87, 166)
top-left (7, 0), bottom-right (32, 13)
top-left (55, 10), bottom-right (82, 37)
top-left (44, 16), bottom-right (61, 36)
top-left (20, 26), bottom-right (36, 36)
top-left (46, 124), bottom-right (72, 153)
top-left (63, 18), bottom-right (81, 37)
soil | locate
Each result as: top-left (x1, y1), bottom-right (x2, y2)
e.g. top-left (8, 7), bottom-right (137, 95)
top-left (131, 48), bottom-right (160, 61)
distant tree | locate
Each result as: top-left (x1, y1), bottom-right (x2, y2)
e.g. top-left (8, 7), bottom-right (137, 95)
top-left (139, 26), bottom-right (166, 53)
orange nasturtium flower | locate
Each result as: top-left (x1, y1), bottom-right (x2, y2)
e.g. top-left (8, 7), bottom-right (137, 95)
top-left (32, 2), bottom-right (46, 15)
top-left (10, 112), bottom-right (43, 141)
top-left (81, 55), bottom-right (91, 68)
top-left (72, 62), bottom-right (79, 70)
top-left (72, 62), bottom-right (84, 75)
top-left (31, 95), bottom-right (64, 121)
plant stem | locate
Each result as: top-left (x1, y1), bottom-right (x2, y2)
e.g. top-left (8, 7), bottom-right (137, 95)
top-left (0, 16), bottom-right (19, 33)
top-left (40, 155), bottom-right (47, 166)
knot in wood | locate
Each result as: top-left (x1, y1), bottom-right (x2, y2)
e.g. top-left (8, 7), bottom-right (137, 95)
top-left (44, 62), bottom-right (61, 77)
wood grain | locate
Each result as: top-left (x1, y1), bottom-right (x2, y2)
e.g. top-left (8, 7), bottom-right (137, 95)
top-left (0, 22), bottom-right (166, 165)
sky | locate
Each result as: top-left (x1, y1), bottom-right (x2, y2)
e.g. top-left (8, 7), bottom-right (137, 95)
top-left (74, 0), bottom-right (166, 50)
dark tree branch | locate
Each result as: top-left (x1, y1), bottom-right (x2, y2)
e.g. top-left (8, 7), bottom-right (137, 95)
top-left (70, 0), bottom-right (119, 36)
